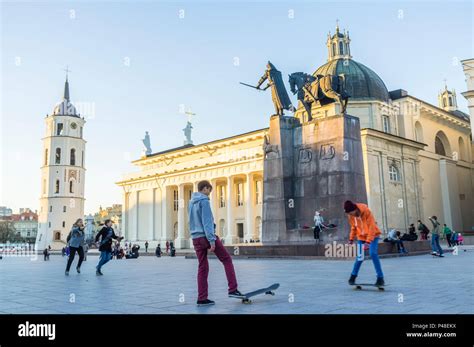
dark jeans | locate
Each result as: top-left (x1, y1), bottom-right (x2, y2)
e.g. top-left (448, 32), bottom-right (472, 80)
top-left (66, 246), bottom-right (84, 271)
top-left (313, 225), bottom-right (322, 240)
top-left (446, 234), bottom-right (452, 247)
top-left (388, 239), bottom-right (405, 252)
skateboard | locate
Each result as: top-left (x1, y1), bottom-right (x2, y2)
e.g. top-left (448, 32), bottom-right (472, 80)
top-left (350, 283), bottom-right (386, 291)
top-left (431, 253), bottom-right (444, 257)
top-left (231, 283), bottom-right (280, 304)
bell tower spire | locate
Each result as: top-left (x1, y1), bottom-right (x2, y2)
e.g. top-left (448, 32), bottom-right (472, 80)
top-left (63, 66), bottom-right (71, 101)
top-left (326, 21), bottom-right (352, 62)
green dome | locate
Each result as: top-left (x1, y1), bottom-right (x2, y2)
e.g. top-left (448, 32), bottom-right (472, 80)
top-left (314, 58), bottom-right (390, 102)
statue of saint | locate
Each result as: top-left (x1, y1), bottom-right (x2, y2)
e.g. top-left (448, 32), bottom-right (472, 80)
top-left (142, 131), bottom-right (152, 156)
top-left (183, 121), bottom-right (193, 145)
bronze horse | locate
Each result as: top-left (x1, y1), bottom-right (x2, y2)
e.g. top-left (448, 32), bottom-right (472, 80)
top-left (289, 72), bottom-right (350, 118)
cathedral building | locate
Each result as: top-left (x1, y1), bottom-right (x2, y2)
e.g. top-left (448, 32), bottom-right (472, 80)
top-left (117, 26), bottom-right (473, 249)
top-left (36, 77), bottom-right (86, 250)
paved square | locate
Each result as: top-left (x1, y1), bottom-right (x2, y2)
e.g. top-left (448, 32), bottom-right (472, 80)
top-left (0, 248), bottom-right (473, 314)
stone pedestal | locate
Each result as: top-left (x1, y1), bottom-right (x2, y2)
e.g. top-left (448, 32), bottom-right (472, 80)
top-left (262, 113), bottom-right (367, 243)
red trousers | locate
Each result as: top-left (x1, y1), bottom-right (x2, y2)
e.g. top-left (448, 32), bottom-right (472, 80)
top-left (192, 236), bottom-right (238, 301)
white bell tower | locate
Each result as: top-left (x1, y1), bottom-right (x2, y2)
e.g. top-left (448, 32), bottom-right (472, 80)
top-left (36, 75), bottom-right (86, 251)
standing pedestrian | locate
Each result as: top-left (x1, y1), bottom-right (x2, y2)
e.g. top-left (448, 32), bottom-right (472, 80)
top-left (65, 219), bottom-right (86, 275)
top-left (145, 241), bottom-right (149, 253)
top-left (429, 216), bottom-right (444, 257)
top-left (417, 220), bottom-right (430, 240)
top-left (443, 224), bottom-right (453, 247)
top-left (166, 241), bottom-right (170, 255)
top-left (313, 211), bottom-right (325, 241)
top-left (189, 180), bottom-right (242, 306)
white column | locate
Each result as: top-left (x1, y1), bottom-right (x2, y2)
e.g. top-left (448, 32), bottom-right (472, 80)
top-left (121, 192), bottom-right (128, 239)
top-left (210, 179), bottom-right (218, 216)
top-left (224, 176), bottom-right (237, 244)
top-left (148, 188), bottom-right (155, 241)
top-left (133, 191), bottom-right (139, 241)
top-left (161, 186), bottom-right (171, 244)
top-left (175, 183), bottom-right (188, 249)
top-left (245, 173), bottom-right (254, 242)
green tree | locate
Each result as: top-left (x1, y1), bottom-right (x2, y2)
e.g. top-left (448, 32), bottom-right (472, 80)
top-left (0, 220), bottom-right (23, 243)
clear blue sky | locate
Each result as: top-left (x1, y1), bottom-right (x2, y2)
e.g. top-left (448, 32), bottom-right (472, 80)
top-left (1, 0), bottom-right (472, 215)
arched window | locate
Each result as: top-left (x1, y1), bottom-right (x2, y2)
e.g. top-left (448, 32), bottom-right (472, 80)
top-left (55, 148), bottom-right (61, 164)
top-left (55, 180), bottom-right (60, 194)
top-left (435, 136), bottom-right (446, 156)
top-left (70, 149), bottom-right (76, 166)
top-left (388, 164), bottom-right (401, 182)
top-left (332, 43), bottom-right (336, 57)
top-left (443, 98), bottom-right (446, 107)
top-left (44, 149), bottom-right (48, 166)
top-left (434, 131), bottom-right (451, 157)
top-left (69, 180), bottom-right (75, 193)
top-left (449, 97), bottom-right (453, 107)
top-left (54, 232), bottom-right (61, 241)
top-left (339, 41), bottom-right (344, 55)
top-left (414, 121), bottom-right (423, 142)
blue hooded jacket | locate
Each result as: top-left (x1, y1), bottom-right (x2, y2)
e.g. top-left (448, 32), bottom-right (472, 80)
top-left (188, 192), bottom-right (216, 245)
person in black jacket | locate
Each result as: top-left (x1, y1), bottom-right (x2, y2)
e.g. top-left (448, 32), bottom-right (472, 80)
top-left (95, 219), bottom-right (123, 275)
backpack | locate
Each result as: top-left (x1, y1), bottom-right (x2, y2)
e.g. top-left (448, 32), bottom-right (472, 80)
top-left (66, 231), bottom-right (72, 243)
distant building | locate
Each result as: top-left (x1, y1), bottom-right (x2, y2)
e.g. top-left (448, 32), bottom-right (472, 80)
top-left (93, 204), bottom-right (122, 233)
top-left (0, 206), bottom-right (13, 220)
top-left (11, 208), bottom-right (38, 242)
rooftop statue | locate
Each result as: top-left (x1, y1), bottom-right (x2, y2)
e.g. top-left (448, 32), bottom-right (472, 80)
top-left (142, 131), bottom-right (152, 156)
top-left (183, 121), bottom-right (193, 145)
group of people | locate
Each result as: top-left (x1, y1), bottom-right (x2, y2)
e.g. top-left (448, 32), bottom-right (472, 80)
top-left (59, 179), bottom-right (463, 306)
top-left (417, 218), bottom-right (464, 257)
top-left (64, 218), bottom-right (123, 276)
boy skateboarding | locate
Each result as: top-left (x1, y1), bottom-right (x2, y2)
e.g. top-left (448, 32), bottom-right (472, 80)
top-left (344, 200), bottom-right (385, 287)
top-left (189, 180), bottom-right (243, 306)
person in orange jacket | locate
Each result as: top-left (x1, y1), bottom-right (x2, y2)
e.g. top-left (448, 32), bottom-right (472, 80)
top-left (344, 200), bottom-right (385, 286)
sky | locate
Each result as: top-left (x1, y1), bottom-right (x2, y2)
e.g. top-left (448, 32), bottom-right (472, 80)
top-left (1, 0), bottom-right (473, 215)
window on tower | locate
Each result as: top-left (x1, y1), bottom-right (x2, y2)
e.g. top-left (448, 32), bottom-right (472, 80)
top-left (56, 123), bottom-right (64, 136)
top-left (70, 149), bottom-right (76, 166)
top-left (62, 221), bottom-right (66, 228)
top-left (69, 180), bottom-right (74, 193)
top-left (63, 206), bottom-right (66, 212)
top-left (339, 41), bottom-right (344, 55)
top-left (55, 180), bottom-right (60, 194)
top-left (332, 43), bottom-right (336, 57)
top-left (55, 148), bottom-right (61, 164)
top-left (44, 149), bottom-right (48, 166)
